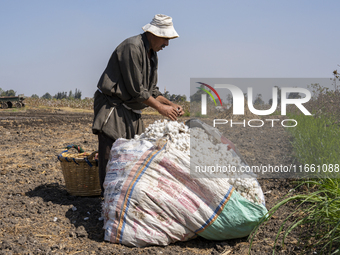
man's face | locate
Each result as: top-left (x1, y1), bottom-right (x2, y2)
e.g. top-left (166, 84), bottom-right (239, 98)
top-left (150, 35), bottom-right (170, 52)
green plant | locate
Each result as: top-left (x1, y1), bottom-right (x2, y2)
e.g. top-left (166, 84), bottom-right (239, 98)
top-left (250, 82), bottom-right (340, 254)
top-left (269, 109), bottom-right (281, 116)
top-left (286, 113), bottom-right (340, 167)
top-left (250, 178), bottom-right (340, 254)
top-left (183, 110), bottom-right (190, 117)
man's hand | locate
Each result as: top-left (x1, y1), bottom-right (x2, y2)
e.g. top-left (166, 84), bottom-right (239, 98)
top-left (171, 103), bottom-right (184, 116)
top-left (158, 104), bottom-right (179, 121)
top-left (143, 96), bottom-right (180, 121)
top-left (153, 95), bottom-right (185, 117)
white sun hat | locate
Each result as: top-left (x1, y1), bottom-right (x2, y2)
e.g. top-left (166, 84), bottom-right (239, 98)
top-left (142, 14), bottom-right (179, 39)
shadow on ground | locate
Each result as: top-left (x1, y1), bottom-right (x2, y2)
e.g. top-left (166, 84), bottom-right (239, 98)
top-left (26, 183), bottom-right (104, 242)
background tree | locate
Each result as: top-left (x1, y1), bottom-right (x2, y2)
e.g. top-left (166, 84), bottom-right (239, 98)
top-left (169, 94), bottom-right (176, 101)
top-left (74, 88), bottom-right (82, 99)
top-left (288, 92), bottom-right (301, 99)
top-left (190, 85), bottom-right (207, 102)
top-left (54, 91), bottom-right (67, 99)
top-left (253, 93), bottom-right (264, 105)
top-left (331, 68), bottom-right (340, 90)
top-left (268, 86), bottom-right (282, 105)
top-left (163, 91), bottom-right (171, 100)
top-left (275, 86), bottom-right (281, 104)
top-left (68, 90), bottom-right (74, 99)
top-left (42, 92), bottom-right (52, 99)
top-left (31, 94), bottom-right (39, 99)
top-left (175, 94), bottom-right (186, 102)
top-left (226, 94), bottom-right (233, 105)
top-left (1, 89), bottom-right (16, 96)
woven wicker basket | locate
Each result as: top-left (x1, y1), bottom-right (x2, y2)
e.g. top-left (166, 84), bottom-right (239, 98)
top-left (58, 146), bottom-right (101, 196)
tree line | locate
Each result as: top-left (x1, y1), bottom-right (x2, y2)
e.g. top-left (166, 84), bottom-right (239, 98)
top-left (0, 88), bottom-right (83, 100)
top-left (0, 88), bottom-right (16, 97)
top-left (0, 87), bottom-right (187, 102)
top-left (33, 89), bottom-right (82, 100)
top-left (163, 91), bottom-right (187, 102)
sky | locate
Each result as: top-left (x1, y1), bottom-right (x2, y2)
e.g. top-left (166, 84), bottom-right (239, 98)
top-left (1, 0), bottom-right (339, 100)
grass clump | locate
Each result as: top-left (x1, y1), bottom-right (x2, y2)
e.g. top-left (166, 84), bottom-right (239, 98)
top-left (250, 85), bottom-right (340, 254)
top-left (280, 113), bottom-right (340, 253)
top-left (250, 176), bottom-right (340, 254)
top-left (287, 113), bottom-right (340, 169)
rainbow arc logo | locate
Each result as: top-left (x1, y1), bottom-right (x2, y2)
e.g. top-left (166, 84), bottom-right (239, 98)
top-left (196, 82), bottom-right (222, 106)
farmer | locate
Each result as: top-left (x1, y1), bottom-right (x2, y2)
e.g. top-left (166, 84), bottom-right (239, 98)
top-left (92, 14), bottom-right (184, 194)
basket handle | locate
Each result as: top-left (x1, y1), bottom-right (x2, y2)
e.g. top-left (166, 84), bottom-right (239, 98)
top-left (83, 151), bottom-right (98, 167)
top-left (87, 151), bottom-right (98, 160)
top-left (65, 144), bottom-right (85, 153)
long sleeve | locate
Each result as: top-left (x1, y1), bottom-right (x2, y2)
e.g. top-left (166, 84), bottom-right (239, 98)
top-left (117, 43), bottom-right (151, 102)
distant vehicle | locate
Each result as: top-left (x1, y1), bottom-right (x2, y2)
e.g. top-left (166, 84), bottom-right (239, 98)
top-left (0, 95), bottom-right (25, 109)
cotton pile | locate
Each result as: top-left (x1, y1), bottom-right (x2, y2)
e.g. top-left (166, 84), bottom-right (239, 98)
top-left (134, 120), bottom-right (190, 153)
top-left (134, 119), bottom-right (263, 204)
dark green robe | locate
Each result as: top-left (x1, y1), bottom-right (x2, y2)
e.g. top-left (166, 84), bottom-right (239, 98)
top-left (92, 33), bottom-right (162, 140)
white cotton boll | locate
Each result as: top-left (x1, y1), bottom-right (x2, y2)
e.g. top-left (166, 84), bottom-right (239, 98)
top-left (241, 180), bottom-right (250, 190)
top-left (235, 181), bottom-right (241, 187)
top-left (252, 180), bottom-right (258, 188)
